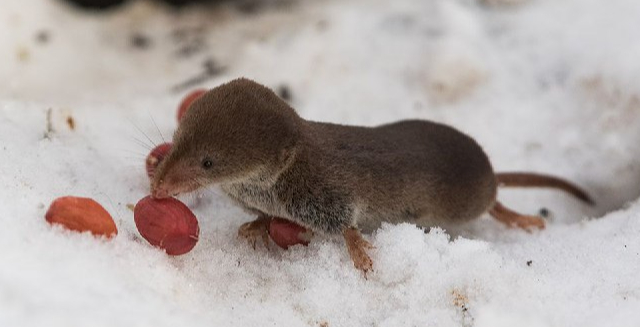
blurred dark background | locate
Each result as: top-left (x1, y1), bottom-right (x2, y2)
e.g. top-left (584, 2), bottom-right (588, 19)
top-left (66, 0), bottom-right (230, 9)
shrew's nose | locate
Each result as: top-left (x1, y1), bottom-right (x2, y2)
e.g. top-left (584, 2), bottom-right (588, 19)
top-left (151, 180), bottom-right (170, 199)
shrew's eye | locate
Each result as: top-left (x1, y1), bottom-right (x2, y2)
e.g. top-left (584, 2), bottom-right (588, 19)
top-left (202, 159), bottom-right (213, 169)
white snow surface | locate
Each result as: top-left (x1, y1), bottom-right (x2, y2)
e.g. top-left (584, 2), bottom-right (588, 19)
top-left (1, 0), bottom-right (640, 326)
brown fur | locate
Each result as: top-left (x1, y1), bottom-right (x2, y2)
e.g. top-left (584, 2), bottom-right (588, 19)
top-left (151, 78), bottom-right (593, 272)
top-left (152, 78), bottom-right (498, 234)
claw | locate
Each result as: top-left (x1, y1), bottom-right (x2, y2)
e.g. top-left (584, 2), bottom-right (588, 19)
top-left (238, 216), bottom-right (272, 250)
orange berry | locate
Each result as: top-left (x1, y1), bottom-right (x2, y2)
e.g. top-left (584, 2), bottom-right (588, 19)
top-left (45, 196), bottom-right (117, 238)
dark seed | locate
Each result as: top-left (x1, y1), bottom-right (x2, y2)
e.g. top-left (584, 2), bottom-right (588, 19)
top-left (35, 30), bottom-right (50, 44)
top-left (539, 207), bottom-right (550, 218)
top-left (277, 84), bottom-right (292, 101)
top-left (131, 33), bottom-right (152, 49)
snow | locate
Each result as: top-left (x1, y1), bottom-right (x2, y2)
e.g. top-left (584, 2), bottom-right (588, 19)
top-left (1, 0), bottom-right (640, 326)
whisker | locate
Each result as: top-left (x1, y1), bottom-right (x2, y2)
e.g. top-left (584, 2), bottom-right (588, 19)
top-left (95, 192), bottom-right (124, 221)
top-left (122, 156), bottom-right (147, 163)
top-left (147, 111), bottom-right (166, 144)
top-left (190, 177), bottom-right (214, 197)
top-left (121, 147), bottom-right (148, 155)
top-left (127, 118), bottom-right (157, 148)
top-left (195, 177), bottom-right (221, 194)
top-left (121, 158), bottom-right (147, 166)
top-left (130, 136), bottom-right (153, 151)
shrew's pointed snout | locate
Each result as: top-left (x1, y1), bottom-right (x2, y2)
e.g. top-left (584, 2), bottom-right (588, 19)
top-left (151, 179), bottom-right (171, 199)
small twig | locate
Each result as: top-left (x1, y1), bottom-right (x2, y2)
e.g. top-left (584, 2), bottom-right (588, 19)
top-left (171, 59), bottom-right (226, 93)
top-left (43, 108), bottom-right (53, 139)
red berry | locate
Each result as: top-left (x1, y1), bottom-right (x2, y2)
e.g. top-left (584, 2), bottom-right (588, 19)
top-left (268, 217), bottom-right (311, 249)
top-left (45, 196), bottom-right (117, 238)
top-left (134, 196), bottom-right (199, 255)
top-left (177, 89), bottom-right (207, 122)
top-left (146, 142), bottom-right (172, 180)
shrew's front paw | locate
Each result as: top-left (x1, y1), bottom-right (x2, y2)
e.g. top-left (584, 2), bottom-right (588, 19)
top-left (238, 216), bottom-right (272, 250)
top-left (343, 227), bottom-right (374, 278)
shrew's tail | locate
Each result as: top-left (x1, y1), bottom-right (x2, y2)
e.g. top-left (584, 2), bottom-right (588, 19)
top-left (489, 172), bottom-right (594, 231)
top-left (495, 172), bottom-right (594, 205)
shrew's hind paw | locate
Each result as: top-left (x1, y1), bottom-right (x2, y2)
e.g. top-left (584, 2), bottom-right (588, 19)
top-left (238, 216), bottom-right (272, 249)
top-left (489, 201), bottom-right (546, 232)
top-left (513, 215), bottom-right (546, 230)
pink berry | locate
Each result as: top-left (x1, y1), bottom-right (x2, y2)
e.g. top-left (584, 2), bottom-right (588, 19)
top-left (177, 89), bottom-right (207, 122)
top-left (134, 196), bottom-right (199, 255)
top-left (269, 217), bottom-right (311, 249)
top-left (146, 142), bottom-right (172, 180)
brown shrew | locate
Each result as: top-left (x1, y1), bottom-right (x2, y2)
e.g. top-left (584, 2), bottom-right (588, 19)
top-left (151, 78), bottom-right (594, 274)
